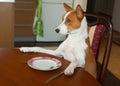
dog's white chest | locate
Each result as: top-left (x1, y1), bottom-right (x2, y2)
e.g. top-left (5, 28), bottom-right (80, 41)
top-left (61, 41), bottom-right (76, 61)
top-left (58, 37), bottom-right (87, 63)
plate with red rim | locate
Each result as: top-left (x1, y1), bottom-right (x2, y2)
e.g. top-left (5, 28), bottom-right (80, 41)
top-left (27, 57), bottom-right (62, 71)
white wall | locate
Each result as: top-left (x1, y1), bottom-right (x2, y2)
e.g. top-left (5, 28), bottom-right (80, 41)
top-left (112, 0), bottom-right (120, 32)
top-left (0, 0), bottom-right (15, 2)
top-left (73, 0), bottom-right (88, 11)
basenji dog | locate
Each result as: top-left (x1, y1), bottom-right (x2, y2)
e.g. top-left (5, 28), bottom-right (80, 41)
top-left (20, 3), bottom-right (96, 78)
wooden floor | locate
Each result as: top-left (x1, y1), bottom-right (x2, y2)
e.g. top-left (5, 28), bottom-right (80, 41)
top-left (99, 31), bottom-right (120, 80)
top-left (98, 39), bottom-right (120, 80)
top-left (107, 43), bottom-right (120, 80)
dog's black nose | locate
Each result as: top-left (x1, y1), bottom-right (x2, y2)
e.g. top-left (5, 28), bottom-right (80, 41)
top-left (55, 29), bottom-right (60, 33)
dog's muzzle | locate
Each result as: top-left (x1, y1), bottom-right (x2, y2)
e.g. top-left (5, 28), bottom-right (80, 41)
top-left (55, 23), bottom-right (68, 35)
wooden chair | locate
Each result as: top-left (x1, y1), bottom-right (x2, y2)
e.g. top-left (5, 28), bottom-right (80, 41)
top-left (85, 13), bottom-right (113, 84)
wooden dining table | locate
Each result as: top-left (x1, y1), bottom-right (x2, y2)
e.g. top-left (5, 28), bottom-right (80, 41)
top-left (0, 48), bottom-right (101, 86)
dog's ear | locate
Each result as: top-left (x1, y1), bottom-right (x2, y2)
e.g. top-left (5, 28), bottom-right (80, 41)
top-left (63, 3), bottom-right (73, 12)
top-left (76, 5), bottom-right (84, 19)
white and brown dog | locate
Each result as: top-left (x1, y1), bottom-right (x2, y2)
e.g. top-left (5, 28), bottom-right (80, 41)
top-left (20, 3), bottom-right (96, 78)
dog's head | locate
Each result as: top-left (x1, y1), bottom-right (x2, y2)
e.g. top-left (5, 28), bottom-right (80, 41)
top-left (55, 3), bottom-right (84, 35)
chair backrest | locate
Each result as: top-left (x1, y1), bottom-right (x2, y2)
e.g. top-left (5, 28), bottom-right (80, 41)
top-left (85, 13), bottom-right (113, 84)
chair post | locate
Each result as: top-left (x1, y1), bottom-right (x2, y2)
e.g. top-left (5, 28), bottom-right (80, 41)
top-left (98, 16), bottom-right (113, 84)
top-left (85, 12), bottom-right (113, 84)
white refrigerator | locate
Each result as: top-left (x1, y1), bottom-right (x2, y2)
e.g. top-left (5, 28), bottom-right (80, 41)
top-left (36, 0), bottom-right (74, 42)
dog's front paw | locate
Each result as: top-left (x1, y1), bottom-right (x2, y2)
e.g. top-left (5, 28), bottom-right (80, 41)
top-left (19, 47), bottom-right (32, 52)
top-left (19, 47), bottom-right (43, 53)
top-left (64, 67), bottom-right (74, 75)
top-left (64, 63), bottom-right (77, 75)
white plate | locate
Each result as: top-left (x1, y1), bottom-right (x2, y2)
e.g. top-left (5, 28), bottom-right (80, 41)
top-left (27, 57), bottom-right (62, 71)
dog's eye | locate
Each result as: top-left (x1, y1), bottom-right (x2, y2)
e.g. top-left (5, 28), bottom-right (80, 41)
top-left (66, 19), bottom-right (71, 23)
